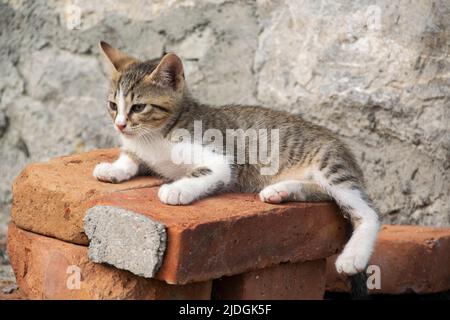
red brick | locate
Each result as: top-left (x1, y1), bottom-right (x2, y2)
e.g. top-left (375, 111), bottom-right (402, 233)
top-left (11, 149), bottom-right (164, 244)
top-left (326, 225), bottom-right (450, 294)
top-left (12, 149), bottom-right (350, 284)
top-left (92, 189), bottom-right (349, 284)
top-left (213, 260), bottom-right (326, 300)
top-left (7, 223), bottom-right (211, 300)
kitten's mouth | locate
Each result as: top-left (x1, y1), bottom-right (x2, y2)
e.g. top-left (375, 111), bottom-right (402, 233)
top-left (115, 127), bottom-right (135, 137)
top-left (118, 126), bottom-right (154, 137)
top-left (120, 130), bottom-right (135, 137)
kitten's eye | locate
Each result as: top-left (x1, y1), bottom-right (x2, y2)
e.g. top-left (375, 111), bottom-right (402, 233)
top-left (150, 104), bottom-right (169, 113)
top-left (131, 104), bottom-right (146, 113)
top-left (109, 101), bottom-right (117, 111)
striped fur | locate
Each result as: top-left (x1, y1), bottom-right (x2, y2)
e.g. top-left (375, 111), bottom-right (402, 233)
top-left (94, 42), bottom-right (380, 276)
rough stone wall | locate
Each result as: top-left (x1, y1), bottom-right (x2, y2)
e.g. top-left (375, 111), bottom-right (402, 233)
top-left (0, 0), bottom-right (449, 242)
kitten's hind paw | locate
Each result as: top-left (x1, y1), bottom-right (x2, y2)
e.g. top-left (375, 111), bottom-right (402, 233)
top-left (335, 251), bottom-right (369, 275)
top-left (93, 162), bottom-right (131, 183)
top-left (259, 186), bottom-right (290, 204)
top-left (158, 183), bottom-right (196, 205)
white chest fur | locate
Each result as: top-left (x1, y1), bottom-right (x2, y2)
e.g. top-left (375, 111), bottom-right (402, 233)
top-left (121, 134), bottom-right (194, 180)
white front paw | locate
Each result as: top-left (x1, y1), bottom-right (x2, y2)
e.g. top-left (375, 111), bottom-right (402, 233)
top-left (93, 162), bottom-right (131, 183)
top-left (158, 183), bottom-right (197, 205)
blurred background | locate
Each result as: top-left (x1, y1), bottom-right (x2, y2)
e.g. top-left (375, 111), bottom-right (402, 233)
top-left (0, 0), bottom-right (449, 286)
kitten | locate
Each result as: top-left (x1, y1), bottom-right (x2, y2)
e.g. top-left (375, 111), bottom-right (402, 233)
top-left (94, 41), bottom-right (380, 275)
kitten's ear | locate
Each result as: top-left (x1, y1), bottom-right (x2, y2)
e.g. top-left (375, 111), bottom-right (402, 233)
top-left (99, 41), bottom-right (138, 72)
top-left (146, 53), bottom-right (184, 90)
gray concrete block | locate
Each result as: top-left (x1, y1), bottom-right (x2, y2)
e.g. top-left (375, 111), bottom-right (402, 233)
top-left (83, 205), bottom-right (167, 278)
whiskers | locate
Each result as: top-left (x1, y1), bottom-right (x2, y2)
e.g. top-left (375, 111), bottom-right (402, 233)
top-left (119, 124), bottom-right (164, 147)
top-left (130, 125), bottom-right (160, 143)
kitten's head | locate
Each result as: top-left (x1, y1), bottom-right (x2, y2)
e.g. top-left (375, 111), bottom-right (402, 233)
top-left (99, 41), bottom-right (186, 138)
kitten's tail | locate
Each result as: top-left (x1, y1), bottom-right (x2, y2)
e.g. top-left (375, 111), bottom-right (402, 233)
top-left (349, 272), bottom-right (370, 299)
top-left (314, 171), bottom-right (380, 276)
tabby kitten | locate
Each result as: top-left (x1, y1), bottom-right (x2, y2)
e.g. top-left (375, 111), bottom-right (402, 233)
top-left (94, 41), bottom-right (380, 275)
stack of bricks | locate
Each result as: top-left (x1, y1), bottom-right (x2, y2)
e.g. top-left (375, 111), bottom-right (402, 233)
top-left (7, 149), bottom-right (350, 300)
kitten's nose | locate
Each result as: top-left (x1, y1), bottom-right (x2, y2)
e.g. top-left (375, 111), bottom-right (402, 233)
top-left (116, 123), bottom-right (126, 131)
